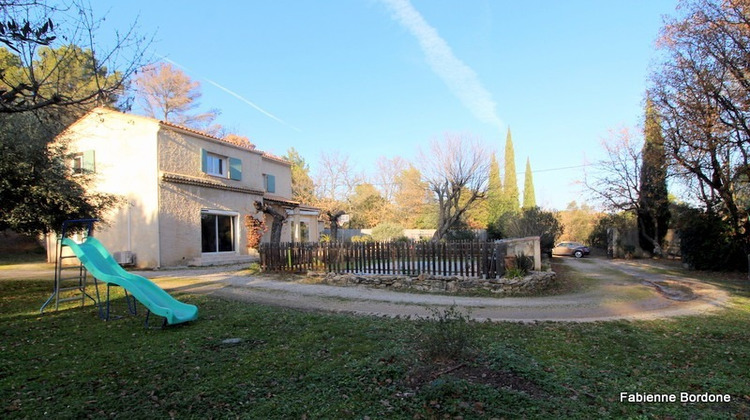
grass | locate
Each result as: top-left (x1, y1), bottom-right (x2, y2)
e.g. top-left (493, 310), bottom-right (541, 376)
top-left (1, 269), bottom-right (750, 418)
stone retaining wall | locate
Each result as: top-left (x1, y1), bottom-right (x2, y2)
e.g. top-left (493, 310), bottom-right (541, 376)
top-left (306, 271), bottom-right (556, 296)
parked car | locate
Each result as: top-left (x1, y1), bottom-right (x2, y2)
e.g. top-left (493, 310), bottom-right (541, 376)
top-left (552, 242), bottom-right (590, 258)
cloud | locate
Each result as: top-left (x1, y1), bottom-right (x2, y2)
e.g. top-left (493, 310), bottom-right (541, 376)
top-left (379, 0), bottom-right (503, 129)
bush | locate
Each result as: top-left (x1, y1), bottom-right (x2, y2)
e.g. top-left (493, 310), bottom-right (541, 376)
top-left (371, 223), bottom-right (404, 242)
top-left (505, 267), bottom-right (526, 278)
top-left (445, 229), bottom-right (475, 241)
top-left (676, 208), bottom-right (747, 271)
top-left (515, 253), bottom-right (534, 273)
top-left (418, 306), bottom-right (476, 362)
top-left (501, 207), bottom-right (563, 252)
top-left (351, 234), bottom-right (373, 243)
top-left (588, 212), bottom-right (636, 249)
top-left (486, 219), bottom-right (504, 240)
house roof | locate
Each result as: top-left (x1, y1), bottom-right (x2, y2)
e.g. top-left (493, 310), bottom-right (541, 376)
top-left (263, 194), bottom-right (300, 207)
top-left (163, 172), bottom-right (265, 195)
top-left (69, 107), bottom-right (290, 161)
top-left (261, 152), bottom-right (292, 166)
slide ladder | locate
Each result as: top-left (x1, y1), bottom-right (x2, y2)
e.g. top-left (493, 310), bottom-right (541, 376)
top-left (40, 219), bottom-right (99, 314)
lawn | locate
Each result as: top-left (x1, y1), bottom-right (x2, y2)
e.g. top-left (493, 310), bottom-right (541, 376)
top-left (1, 263), bottom-right (749, 418)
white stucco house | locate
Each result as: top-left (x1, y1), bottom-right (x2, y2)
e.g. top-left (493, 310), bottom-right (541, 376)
top-left (52, 107), bottom-right (319, 268)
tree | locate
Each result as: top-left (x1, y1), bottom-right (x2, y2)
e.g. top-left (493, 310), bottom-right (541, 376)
top-left (253, 201), bottom-right (286, 244)
top-left (348, 183), bottom-right (387, 228)
top-left (584, 127), bottom-right (642, 213)
top-left (133, 62), bottom-right (220, 135)
top-left (522, 157), bottom-right (536, 209)
top-left (284, 147), bottom-right (315, 204)
top-left (486, 155), bottom-right (503, 221)
top-left (392, 165), bottom-right (436, 229)
top-left (0, 1), bottom-right (147, 235)
top-left (0, 111), bottom-right (117, 234)
top-left (373, 156), bottom-right (407, 203)
top-left (502, 128), bottom-right (520, 215)
top-left (485, 154), bottom-right (504, 239)
top-left (558, 201), bottom-right (601, 244)
top-left (637, 98), bottom-right (670, 255)
top-left (504, 207), bottom-right (563, 252)
top-left (0, 1), bottom-right (148, 113)
top-left (650, 0), bottom-right (750, 256)
top-left (419, 133), bottom-right (490, 240)
top-left (314, 151), bottom-right (362, 240)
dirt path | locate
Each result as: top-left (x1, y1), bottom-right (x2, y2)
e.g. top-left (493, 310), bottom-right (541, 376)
top-left (140, 256), bottom-right (730, 322)
top-left (2, 256), bottom-right (729, 322)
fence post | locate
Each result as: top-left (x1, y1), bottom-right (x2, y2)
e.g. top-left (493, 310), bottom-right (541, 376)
top-left (495, 242), bottom-right (507, 279)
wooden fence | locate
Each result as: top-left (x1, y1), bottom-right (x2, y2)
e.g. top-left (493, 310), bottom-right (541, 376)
top-left (259, 241), bottom-right (520, 279)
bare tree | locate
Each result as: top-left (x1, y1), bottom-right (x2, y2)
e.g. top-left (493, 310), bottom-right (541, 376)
top-left (314, 151), bottom-right (363, 240)
top-left (419, 133), bottom-right (490, 240)
top-left (373, 156), bottom-right (407, 203)
top-left (584, 127), bottom-right (642, 213)
top-left (0, 0), bottom-right (150, 113)
top-left (133, 61), bottom-right (221, 135)
top-left (650, 0), bottom-right (750, 242)
top-left (254, 201), bottom-right (286, 244)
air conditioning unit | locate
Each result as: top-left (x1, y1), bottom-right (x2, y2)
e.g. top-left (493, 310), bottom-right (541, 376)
top-left (113, 251), bottom-right (134, 266)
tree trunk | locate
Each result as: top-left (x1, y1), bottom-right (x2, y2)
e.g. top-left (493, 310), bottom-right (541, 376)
top-left (637, 214), bottom-right (662, 258)
top-left (254, 201), bottom-right (287, 244)
top-left (327, 210), bottom-right (345, 242)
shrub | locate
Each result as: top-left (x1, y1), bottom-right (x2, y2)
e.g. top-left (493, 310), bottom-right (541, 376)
top-left (351, 234), bottom-right (373, 243)
top-left (371, 223), bottom-right (404, 242)
top-left (486, 219), bottom-right (504, 240)
top-left (588, 212), bottom-right (636, 249)
top-left (676, 208), bottom-right (747, 271)
top-left (502, 207), bottom-right (563, 252)
top-left (418, 305), bottom-right (476, 362)
top-left (515, 253), bottom-right (534, 273)
top-left (445, 229), bottom-right (475, 241)
top-left (244, 215), bottom-right (266, 249)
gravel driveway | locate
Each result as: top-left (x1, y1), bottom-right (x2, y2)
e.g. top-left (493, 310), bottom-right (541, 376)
top-left (142, 256), bottom-right (730, 322)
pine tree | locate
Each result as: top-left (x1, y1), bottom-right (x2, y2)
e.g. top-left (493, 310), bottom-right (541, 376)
top-left (502, 128), bottom-right (520, 214)
top-left (637, 98), bottom-right (670, 255)
top-left (523, 157), bottom-right (536, 209)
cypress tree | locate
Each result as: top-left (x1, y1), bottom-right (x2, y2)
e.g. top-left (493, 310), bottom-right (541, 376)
top-left (523, 157), bottom-right (536, 209)
top-left (637, 98), bottom-right (670, 255)
top-left (502, 128), bottom-right (520, 214)
top-left (485, 154), bottom-right (504, 238)
top-left (486, 154), bottom-right (503, 222)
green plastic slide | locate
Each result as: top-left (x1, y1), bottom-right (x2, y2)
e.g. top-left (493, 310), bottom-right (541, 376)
top-left (62, 237), bottom-right (198, 325)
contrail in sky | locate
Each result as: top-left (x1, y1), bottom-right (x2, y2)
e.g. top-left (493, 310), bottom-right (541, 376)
top-left (159, 56), bottom-right (302, 132)
top-left (379, 0), bottom-right (504, 129)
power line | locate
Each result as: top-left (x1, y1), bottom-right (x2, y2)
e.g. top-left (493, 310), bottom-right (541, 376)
top-left (520, 163), bottom-right (591, 175)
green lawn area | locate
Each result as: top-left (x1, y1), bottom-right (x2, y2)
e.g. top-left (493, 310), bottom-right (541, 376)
top-left (1, 267), bottom-right (749, 418)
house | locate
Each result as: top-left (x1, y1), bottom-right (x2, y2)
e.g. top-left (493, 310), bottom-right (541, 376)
top-left (52, 107), bottom-right (319, 268)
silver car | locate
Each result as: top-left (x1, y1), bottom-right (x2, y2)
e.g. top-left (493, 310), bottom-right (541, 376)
top-left (552, 242), bottom-right (590, 258)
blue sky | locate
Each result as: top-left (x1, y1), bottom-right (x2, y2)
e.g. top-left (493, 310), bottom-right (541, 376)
top-left (93, 0), bottom-right (677, 210)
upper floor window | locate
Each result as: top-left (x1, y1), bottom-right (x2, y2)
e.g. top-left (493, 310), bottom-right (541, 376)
top-left (70, 150), bottom-right (95, 175)
top-left (205, 153), bottom-right (226, 177)
top-left (201, 148), bottom-right (242, 180)
top-left (263, 173), bottom-right (276, 193)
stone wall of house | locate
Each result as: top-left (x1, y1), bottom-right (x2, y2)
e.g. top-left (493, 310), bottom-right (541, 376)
top-left (306, 271), bottom-right (556, 296)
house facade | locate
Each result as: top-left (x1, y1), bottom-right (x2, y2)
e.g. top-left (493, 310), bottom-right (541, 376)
top-left (55, 107), bottom-right (319, 268)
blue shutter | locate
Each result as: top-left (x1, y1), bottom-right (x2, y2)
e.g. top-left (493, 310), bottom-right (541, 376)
top-left (229, 157), bottom-right (242, 180)
top-left (83, 150), bottom-right (95, 173)
top-left (266, 174), bottom-right (276, 193)
top-left (200, 149), bottom-right (208, 173)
